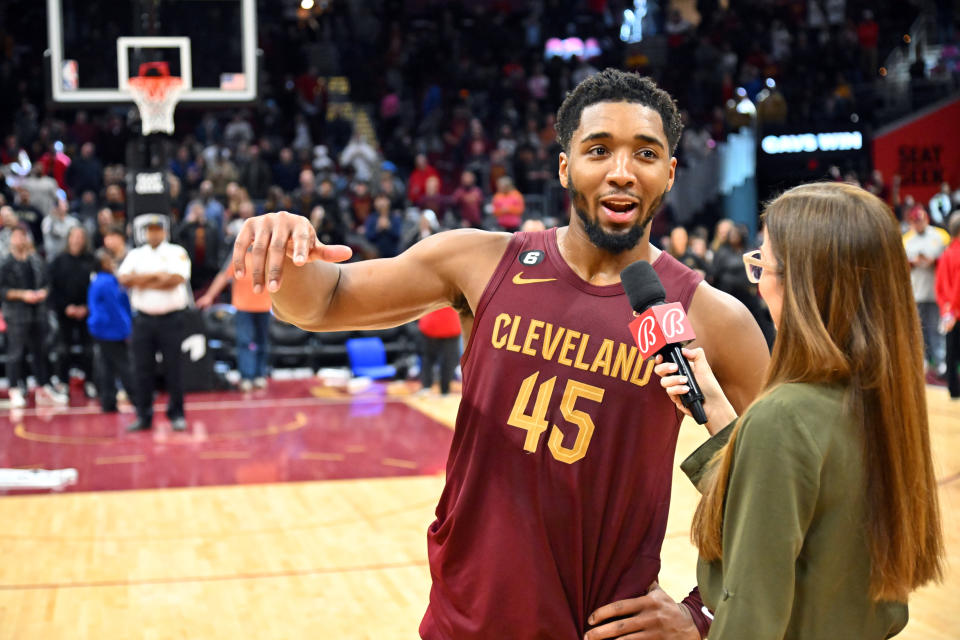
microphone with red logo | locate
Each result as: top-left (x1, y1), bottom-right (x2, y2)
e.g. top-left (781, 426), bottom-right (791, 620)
top-left (620, 261), bottom-right (708, 425)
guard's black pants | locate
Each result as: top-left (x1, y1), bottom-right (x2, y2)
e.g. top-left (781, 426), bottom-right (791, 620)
top-left (132, 310), bottom-right (185, 423)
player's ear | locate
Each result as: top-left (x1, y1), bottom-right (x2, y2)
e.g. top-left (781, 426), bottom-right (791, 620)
top-left (558, 152), bottom-right (569, 189)
top-left (666, 156), bottom-right (677, 192)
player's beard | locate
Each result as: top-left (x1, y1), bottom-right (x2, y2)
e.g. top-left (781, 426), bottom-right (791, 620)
top-left (569, 177), bottom-right (666, 254)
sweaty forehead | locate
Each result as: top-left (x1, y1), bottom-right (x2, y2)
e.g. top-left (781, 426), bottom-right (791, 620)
top-left (574, 101), bottom-right (667, 143)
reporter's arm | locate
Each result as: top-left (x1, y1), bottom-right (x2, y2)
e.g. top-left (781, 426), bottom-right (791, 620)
top-left (704, 399), bottom-right (820, 639)
top-left (687, 283), bottom-right (769, 416)
top-left (655, 348), bottom-right (737, 434)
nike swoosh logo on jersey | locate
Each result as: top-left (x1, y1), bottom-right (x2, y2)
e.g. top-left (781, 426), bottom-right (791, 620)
top-left (512, 272), bottom-right (557, 285)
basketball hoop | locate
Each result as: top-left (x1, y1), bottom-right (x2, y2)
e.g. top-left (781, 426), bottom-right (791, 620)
top-left (127, 62), bottom-right (184, 136)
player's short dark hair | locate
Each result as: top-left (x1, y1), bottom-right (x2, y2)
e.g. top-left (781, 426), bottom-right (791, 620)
top-left (555, 68), bottom-right (683, 155)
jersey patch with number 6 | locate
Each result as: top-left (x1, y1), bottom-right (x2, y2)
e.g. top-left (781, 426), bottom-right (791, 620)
top-left (518, 250), bottom-right (545, 266)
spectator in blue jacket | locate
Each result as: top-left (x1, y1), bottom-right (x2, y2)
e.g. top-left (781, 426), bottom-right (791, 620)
top-left (87, 248), bottom-right (135, 413)
top-left (364, 193), bottom-right (404, 258)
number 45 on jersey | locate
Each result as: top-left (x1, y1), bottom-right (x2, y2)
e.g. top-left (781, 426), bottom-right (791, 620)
top-left (508, 373), bottom-right (604, 464)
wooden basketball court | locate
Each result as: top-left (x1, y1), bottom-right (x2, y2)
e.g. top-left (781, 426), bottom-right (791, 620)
top-left (0, 381), bottom-right (956, 638)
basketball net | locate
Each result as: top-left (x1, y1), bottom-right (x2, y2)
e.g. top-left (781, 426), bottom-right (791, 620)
top-left (128, 62), bottom-right (184, 136)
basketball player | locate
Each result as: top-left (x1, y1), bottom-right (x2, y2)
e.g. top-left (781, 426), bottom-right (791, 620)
top-left (234, 69), bottom-right (770, 639)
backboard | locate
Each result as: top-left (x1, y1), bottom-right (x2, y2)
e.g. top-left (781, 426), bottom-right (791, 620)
top-left (46, 0), bottom-right (257, 105)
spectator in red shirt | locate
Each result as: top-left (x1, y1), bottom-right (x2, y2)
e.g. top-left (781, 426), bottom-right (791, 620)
top-left (935, 212), bottom-right (960, 399)
top-left (417, 306), bottom-right (461, 396)
top-left (407, 153), bottom-right (440, 204)
top-left (40, 141), bottom-right (71, 191)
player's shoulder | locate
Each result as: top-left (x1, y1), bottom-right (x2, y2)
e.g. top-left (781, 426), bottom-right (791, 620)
top-left (688, 279), bottom-right (755, 331)
top-left (687, 279), bottom-right (769, 369)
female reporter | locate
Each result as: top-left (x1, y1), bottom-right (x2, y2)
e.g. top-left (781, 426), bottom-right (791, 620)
top-left (657, 182), bottom-right (943, 638)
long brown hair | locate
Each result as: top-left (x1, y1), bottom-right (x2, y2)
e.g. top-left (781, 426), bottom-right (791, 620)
top-left (693, 182), bottom-right (943, 600)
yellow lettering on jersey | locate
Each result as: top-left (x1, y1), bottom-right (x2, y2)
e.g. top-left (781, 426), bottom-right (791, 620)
top-left (557, 329), bottom-right (580, 367)
top-left (541, 323), bottom-right (566, 360)
top-left (612, 343), bottom-right (637, 381)
top-left (507, 372), bottom-right (556, 452)
top-left (491, 313), bottom-right (511, 349)
top-left (547, 379), bottom-right (605, 464)
top-left (505, 314), bottom-right (523, 352)
top-left (630, 357), bottom-right (654, 387)
top-left (521, 319), bottom-right (545, 357)
top-left (489, 313), bottom-right (670, 389)
top-left (572, 333), bottom-right (591, 370)
top-left (590, 338), bottom-right (614, 376)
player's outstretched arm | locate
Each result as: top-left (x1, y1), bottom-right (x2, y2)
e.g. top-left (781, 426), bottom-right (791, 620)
top-left (232, 211), bottom-right (508, 332)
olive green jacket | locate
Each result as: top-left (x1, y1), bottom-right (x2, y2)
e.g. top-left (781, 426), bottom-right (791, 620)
top-left (681, 383), bottom-right (909, 639)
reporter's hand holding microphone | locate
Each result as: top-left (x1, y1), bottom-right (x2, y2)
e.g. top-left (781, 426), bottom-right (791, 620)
top-left (620, 260), bottom-right (738, 436)
top-left (653, 348), bottom-right (737, 436)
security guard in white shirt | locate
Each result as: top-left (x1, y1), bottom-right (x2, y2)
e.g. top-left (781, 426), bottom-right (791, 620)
top-left (117, 214), bottom-right (191, 432)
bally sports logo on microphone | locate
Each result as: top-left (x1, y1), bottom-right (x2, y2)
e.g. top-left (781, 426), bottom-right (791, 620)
top-left (629, 302), bottom-right (696, 360)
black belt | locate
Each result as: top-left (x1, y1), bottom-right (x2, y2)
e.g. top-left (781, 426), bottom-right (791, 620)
top-left (135, 308), bottom-right (187, 318)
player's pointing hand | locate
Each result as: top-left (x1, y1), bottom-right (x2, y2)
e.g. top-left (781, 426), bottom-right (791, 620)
top-left (232, 210), bottom-right (353, 293)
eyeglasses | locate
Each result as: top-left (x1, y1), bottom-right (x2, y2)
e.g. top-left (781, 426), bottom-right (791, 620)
top-left (742, 249), bottom-right (779, 284)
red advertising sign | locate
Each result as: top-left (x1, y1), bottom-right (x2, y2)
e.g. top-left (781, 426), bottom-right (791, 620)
top-left (872, 98), bottom-right (960, 205)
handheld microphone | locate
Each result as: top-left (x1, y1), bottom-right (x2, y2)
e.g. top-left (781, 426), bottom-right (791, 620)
top-left (620, 261), bottom-right (708, 425)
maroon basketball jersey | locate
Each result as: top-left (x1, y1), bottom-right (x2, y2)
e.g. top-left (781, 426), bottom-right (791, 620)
top-left (420, 228), bottom-right (703, 639)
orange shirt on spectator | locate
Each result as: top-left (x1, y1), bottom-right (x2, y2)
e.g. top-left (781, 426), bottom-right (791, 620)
top-left (492, 189), bottom-right (524, 231)
top-left (231, 269), bottom-right (272, 313)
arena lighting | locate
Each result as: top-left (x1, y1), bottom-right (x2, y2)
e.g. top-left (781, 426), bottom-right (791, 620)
top-left (544, 37), bottom-right (602, 60)
top-left (300, 0), bottom-right (315, 9)
top-left (11, 150), bottom-right (32, 176)
top-left (760, 132), bottom-right (863, 155)
top-left (620, 0), bottom-right (648, 43)
top-left (734, 88), bottom-right (756, 115)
